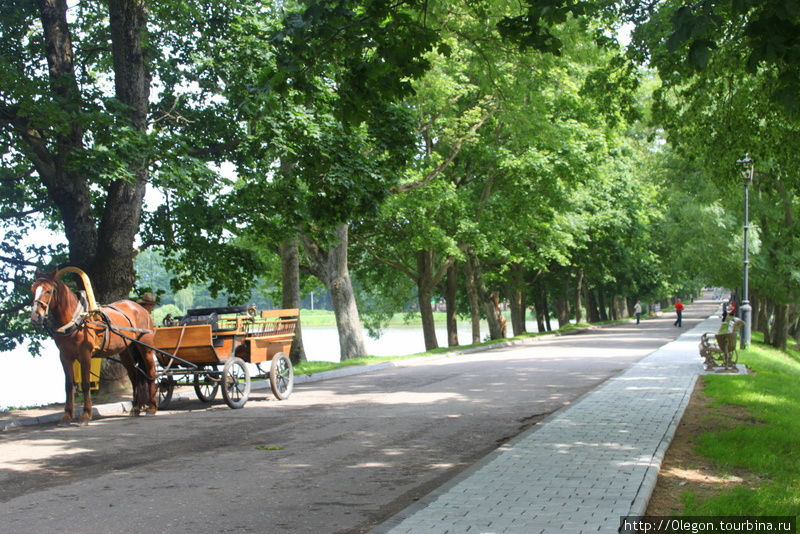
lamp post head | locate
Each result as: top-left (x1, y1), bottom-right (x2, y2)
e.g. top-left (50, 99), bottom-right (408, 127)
top-left (736, 154), bottom-right (754, 183)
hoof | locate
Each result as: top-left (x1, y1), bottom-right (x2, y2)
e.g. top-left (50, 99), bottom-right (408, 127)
top-left (59, 414), bottom-right (73, 425)
top-left (130, 407), bottom-right (141, 417)
top-left (79, 411), bottom-right (92, 422)
top-left (145, 405), bottom-right (158, 415)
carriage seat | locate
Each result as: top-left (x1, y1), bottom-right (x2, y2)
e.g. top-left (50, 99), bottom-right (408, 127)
top-left (182, 305), bottom-right (251, 332)
top-left (179, 312), bottom-right (220, 330)
top-left (186, 305), bottom-right (250, 316)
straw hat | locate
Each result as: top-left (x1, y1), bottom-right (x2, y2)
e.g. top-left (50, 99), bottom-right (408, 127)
top-left (137, 292), bottom-right (157, 305)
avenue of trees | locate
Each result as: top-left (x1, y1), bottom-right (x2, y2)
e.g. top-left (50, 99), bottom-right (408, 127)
top-left (2, 0), bottom-right (799, 377)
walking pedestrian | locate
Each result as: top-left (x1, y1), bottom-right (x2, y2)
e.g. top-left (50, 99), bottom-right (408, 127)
top-left (728, 299), bottom-right (737, 318)
top-left (634, 300), bottom-right (642, 325)
top-left (673, 298), bottom-right (684, 327)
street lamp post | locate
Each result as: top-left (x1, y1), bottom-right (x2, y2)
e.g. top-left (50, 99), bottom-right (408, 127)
top-left (736, 155), bottom-right (753, 348)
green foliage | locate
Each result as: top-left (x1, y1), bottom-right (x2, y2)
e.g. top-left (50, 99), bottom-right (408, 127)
top-left (632, 0), bottom-right (800, 310)
top-left (152, 304), bottom-right (183, 328)
top-left (4, 0), bottom-right (796, 359)
top-left (267, 0), bottom-right (439, 124)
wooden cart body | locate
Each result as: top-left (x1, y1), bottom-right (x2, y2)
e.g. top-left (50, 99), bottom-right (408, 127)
top-left (153, 308), bottom-right (297, 365)
top-left (151, 307), bottom-right (298, 408)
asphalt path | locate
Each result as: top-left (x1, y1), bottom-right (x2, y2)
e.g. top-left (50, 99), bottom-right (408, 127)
top-left (0, 298), bottom-right (717, 534)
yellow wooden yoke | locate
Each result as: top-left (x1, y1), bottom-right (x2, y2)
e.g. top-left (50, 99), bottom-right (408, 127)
top-left (55, 266), bottom-right (98, 311)
top-left (56, 266), bottom-right (102, 391)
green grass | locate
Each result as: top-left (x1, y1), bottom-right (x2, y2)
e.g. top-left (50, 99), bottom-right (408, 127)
top-left (291, 318), bottom-right (611, 375)
top-left (681, 331), bottom-right (800, 517)
top-left (294, 354), bottom-right (420, 375)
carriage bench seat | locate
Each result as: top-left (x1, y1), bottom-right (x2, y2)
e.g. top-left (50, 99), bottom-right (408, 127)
top-left (186, 305), bottom-right (250, 316)
top-left (181, 306), bottom-right (251, 332)
top-left (180, 312), bottom-right (220, 331)
top-left (699, 318), bottom-right (744, 370)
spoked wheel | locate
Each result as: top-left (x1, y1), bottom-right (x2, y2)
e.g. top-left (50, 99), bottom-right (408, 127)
top-left (221, 357), bottom-right (250, 409)
top-left (157, 376), bottom-right (175, 409)
top-left (269, 353), bottom-right (294, 400)
top-left (193, 371), bottom-right (219, 403)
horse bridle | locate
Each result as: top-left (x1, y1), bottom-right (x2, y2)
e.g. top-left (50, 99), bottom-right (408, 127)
top-left (32, 280), bottom-right (57, 320)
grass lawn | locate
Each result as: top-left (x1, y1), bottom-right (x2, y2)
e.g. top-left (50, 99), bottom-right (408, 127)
top-left (292, 319), bottom-right (601, 376)
top-left (299, 309), bottom-right (457, 327)
top-left (681, 332), bottom-right (800, 517)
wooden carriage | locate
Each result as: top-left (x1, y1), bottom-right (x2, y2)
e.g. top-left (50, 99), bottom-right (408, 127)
top-left (152, 306), bottom-right (298, 409)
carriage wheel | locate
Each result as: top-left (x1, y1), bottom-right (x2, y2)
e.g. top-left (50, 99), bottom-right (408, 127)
top-left (270, 353), bottom-right (294, 400)
top-left (193, 372), bottom-right (219, 403)
top-left (221, 357), bottom-right (250, 409)
top-left (157, 376), bottom-right (174, 409)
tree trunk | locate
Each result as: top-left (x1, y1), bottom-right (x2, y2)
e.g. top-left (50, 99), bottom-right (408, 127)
top-left (416, 250), bottom-right (439, 351)
top-left (97, 0), bottom-right (150, 301)
top-left (445, 261), bottom-right (459, 347)
top-left (613, 296), bottom-right (628, 320)
top-left (467, 253), bottom-right (502, 339)
top-left (36, 1), bottom-right (152, 390)
top-left (552, 278), bottom-right (570, 329)
top-left (584, 287), bottom-right (600, 323)
top-left (772, 303), bottom-right (789, 350)
top-left (485, 292), bottom-right (505, 339)
top-left (99, 0), bottom-right (151, 388)
top-left (788, 306), bottom-right (800, 341)
top-left (533, 292), bottom-right (545, 333)
top-left (300, 224), bottom-right (367, 360)
top-left (788, 307), bottom-right (800, 347)
top-left (753, 293), bottom-right (763, 332)
top-left (760, 296), bottom-right (774, 343)
top-left (463, 254), bottom-right (482, 344)
top-left (37, 0), bottom-right (98, 271)
top-left (281, 237), bottom-right (306, 364)
top-left (573, 269), bottom-right (583, 324)
top-left (598, 292), bottom-right (609, 321)
top-left (507, 263), bottom-right (526, 336)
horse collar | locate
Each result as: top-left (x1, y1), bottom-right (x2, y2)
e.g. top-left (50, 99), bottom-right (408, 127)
top-left (53, 298), bottom-right (87, 336)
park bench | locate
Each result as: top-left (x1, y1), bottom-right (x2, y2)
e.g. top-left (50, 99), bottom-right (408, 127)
top-left (699, 318), bottom-right (744, 370)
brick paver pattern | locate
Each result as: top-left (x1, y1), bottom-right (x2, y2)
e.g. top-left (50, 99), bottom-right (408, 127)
top-left (376, 316), bottom-right (722, 534)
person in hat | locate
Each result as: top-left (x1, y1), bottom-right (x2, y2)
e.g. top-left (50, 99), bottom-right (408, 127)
top-left (137, 292), bottom-right (158, 314)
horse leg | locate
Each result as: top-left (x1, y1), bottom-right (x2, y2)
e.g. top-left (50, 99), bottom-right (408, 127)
top-left (59, 354), bottom-right (76, 422)
top-left (77, 353), bottom-right (94, 423)
top-left (139, 345), bottom-right (158, 415)
top-left (119, 349), bottom-right (143, 416)
top-left (132, 333), bottom-right (158, 415)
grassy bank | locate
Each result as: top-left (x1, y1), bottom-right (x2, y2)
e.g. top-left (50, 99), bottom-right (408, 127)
top-left (292, 319), bottom-right (602, 375)
top-left (300, 309), bottom-right (457, 327)
top-left (681, 332), bottom-right (800, 516)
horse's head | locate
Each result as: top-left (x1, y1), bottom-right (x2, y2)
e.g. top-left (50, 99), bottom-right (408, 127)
top-left (30, 272), bottom-right (59, 327)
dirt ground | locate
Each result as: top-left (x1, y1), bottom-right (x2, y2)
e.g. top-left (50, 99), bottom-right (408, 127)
top-left (646, 377), bottom-right (761, 515)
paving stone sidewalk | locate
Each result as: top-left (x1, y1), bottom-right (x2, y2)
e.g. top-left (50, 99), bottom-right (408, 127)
top-left (371, 314), bottom-right (738, 534)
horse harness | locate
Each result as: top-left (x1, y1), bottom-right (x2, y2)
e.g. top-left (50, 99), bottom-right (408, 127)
top-left (41, 284), bottom-right (154, 358)
top-left (84, 305), bottom-right (154, 357)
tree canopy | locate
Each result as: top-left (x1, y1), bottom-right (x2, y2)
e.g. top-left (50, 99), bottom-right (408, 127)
top-left (2, 0), bottom-right (799, 360)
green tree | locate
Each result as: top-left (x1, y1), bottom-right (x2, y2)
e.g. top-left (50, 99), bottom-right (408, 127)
top-left (633, 0), bottom-right (800, 348)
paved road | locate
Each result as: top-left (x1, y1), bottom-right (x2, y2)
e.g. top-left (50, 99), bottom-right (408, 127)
top-left (0, 300), bottom-right (715, 534)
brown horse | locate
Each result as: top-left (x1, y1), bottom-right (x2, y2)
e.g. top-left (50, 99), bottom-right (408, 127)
top-left (30, 271), bottom-right (158, 422)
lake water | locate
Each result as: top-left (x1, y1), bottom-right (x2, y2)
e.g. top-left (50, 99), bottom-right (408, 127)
top-left (0, 319), bottom-right (551, 410)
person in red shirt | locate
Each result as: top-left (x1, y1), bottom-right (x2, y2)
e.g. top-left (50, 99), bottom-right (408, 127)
top-left (674, 298), bottom-right (684, 327)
